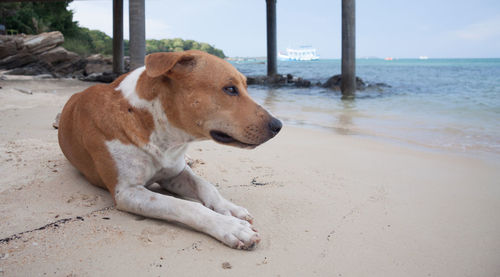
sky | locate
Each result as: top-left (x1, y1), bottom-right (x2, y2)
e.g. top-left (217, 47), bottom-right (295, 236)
top-left (69, 0), bottom-right (500, 58)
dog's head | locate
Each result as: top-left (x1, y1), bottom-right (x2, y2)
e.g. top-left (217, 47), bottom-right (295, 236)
top-left (144, 50), bottom-right (282, 149)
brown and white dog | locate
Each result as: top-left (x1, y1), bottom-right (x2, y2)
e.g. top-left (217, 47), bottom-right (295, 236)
top-left (58, 50), bottom-right (282, 250)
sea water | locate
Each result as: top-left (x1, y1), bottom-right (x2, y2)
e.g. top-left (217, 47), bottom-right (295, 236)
top-left (232, 59), bottom-right (500, 158)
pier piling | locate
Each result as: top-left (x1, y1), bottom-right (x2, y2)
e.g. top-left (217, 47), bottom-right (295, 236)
top-left (129, 0), bottom-right (146, 70)
top-left (341, 0), bottom-right (356, 98)
top-left (112, 0), bottom-right (124, 74)
top-left (266, 0), bottom-right (278, 77)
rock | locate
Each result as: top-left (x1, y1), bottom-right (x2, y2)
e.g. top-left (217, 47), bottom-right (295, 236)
top-left (246, 73), bottom-right (389, 92)
top-left (39, 46), bottom-right (79, 64)
top-left (86, 54), bottom-right (112, 64)
top-left (85, 62), bottom-right (112, 75)
top-left (0, 32), bottom-right (64, 69)
top-left (322, 74), bottom-right (366, 90)
top-left (0, 35), bottom-right (23, 59)
top-left (80, 72), bottom-right (118, 83)
top-left (23, 31), bottom-right (64, 55)
top-left (0, 32), bottom-right (88, 78)
top-left (247, 74), bottom-right (311, 88)
top-left (322, 75), bottom-right (391, 91)
top-left (295, 77), bottom-right (311, 87)
top-left (0, 51), bottom-right (37, 69)
top-left (5, 62), bottom-right (52, 76)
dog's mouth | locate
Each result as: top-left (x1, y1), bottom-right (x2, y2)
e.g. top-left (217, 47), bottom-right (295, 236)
top-left (209, 130), bottom-right (258, 148)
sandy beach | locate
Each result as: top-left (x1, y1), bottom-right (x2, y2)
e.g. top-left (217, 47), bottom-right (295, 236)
top-left (0, 77), bottom-right (499, 276)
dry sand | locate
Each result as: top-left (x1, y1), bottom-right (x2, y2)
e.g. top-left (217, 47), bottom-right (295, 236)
top-left (0, 77), bottom-right (499, 276)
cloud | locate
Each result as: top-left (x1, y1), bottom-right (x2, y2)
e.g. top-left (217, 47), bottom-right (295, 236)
top-left (70, 1), bottom-right (173, 40)
top-left (69, 1), bottom-right (113, 36)
top-left (453, 16), bottom-right (500, 41)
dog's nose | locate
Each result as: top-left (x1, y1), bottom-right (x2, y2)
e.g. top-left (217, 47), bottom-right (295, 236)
top-left (268, 117), bottom-right (282, 136)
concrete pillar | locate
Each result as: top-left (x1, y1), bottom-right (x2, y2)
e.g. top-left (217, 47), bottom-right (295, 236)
top-left (341, 0), bottom-right (356, 98)
top-left (112, 0), bottom-right (124, 74)
top-left (129, 0), bottom-right (146, 70)
top-left (266, 0), bottom-right (277, 77)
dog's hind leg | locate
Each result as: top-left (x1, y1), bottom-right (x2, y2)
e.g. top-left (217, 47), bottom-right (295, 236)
top-left (158, 166), bottom-right (254, 223)
top-left (114, 185), bottom-right (260, 250)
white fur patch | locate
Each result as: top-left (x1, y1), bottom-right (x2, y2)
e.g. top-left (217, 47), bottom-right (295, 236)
top-left (106, 139), bottom-right (157, 187)
top-left (115, 66), bottom-right (150, 109)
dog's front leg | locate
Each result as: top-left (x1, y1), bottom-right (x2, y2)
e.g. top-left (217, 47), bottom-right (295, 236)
top-left (114, 185), bottom-right (260, 249)
top-left (159, 166), bottom-right (254, 223)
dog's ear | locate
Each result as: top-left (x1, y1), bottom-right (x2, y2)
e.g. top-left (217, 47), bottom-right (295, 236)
top-left (144, 52), bottom-right (196, 78)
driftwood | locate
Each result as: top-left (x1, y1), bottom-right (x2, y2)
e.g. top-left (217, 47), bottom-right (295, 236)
top-left (14, 88), bottom-right (33, 95)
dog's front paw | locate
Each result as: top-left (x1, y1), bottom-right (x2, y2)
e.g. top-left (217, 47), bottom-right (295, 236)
top-left (211, 199), bottom-right (254, 224)
top-left (210, 214), bottom-right (260, 250)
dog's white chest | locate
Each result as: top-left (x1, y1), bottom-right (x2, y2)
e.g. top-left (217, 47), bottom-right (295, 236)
top-left (106, 139), bottom-right (187, 188)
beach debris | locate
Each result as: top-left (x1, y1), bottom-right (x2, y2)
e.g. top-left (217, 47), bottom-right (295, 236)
top-left (186, 156), bottom-right (205, 168)
top-left (256, 257), bottom-right (269, 266)
top-left (251, 177), bottom-right (268, 186)
top-left (327, 230), bottom-right (335, 241)
top-left (14, 88), bottom-right (32, 95)
top-left (1, 216), bottom-right (76, 244)
top-left (222, 262), bottom-right (232, 269)
top-left (185, 154), bottom-right (195, 167)
top-left (191, 241), bottom-right (202, 251)
top-left (52, 113), bottom-right (61, 129)
top-left (176, 240), bottom-right (203, 253)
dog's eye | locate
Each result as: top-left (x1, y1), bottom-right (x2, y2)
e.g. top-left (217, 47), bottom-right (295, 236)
top-left (223, 86), bottom-right (239, 96)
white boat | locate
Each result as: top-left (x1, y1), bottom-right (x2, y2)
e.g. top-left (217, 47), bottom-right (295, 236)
top-left (419, 56), bottom-right (429, 60)
top-left (278, 46), bottom-right (319, 61)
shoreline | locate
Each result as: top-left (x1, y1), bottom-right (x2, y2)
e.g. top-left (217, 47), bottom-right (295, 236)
top-left (1, 75), bottom-right (498, 161)
top-left (2, 73), bottom-right (499, 161)
top-left (288, 122), bottom-right (500, 163)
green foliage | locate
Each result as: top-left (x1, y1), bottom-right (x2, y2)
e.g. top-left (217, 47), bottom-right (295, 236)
top-left (0, 1), bottom-right (78, 36)
top-left (63, 36), bottom-right (93, 56)
top-left (60, 28), bottom-right (112, 56)
top-left (0, 2), bottom-right (226, 58)
top-left (88, 29), bottom-right (113, 54)
top-left (145, 38), bottom-right (226, 58)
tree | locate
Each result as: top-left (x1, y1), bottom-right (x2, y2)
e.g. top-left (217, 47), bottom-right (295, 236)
top-left (0, 1), bottom-right (78, 36)
top-left (0, 2), bottom-right (226, 58)
top-left (144, 38), bottom-right (226, 58)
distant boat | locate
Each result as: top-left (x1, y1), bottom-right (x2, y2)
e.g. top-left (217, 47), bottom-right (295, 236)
top-left (419, 56), bottom-right (429, 60)
top-left (278, 46), bottom-right (319, 61)
top-left (384, 57), bottom-right (394, 61)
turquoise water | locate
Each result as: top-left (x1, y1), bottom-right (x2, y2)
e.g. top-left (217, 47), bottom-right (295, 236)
top-left (232, 59), bottom-right (500, 157)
